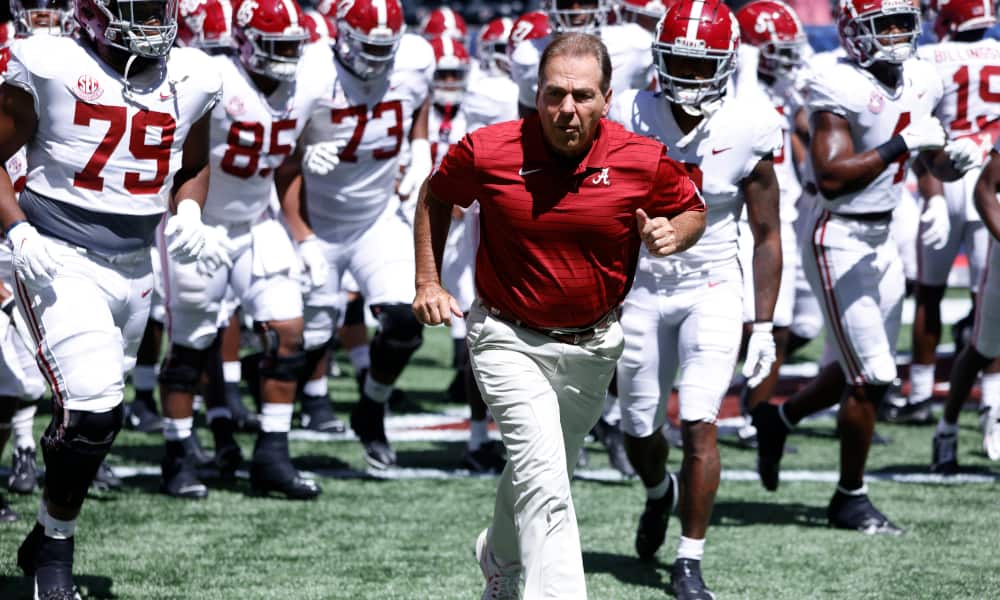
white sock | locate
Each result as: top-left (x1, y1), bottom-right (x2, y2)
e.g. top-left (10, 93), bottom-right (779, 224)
top-left (364, 373), bottom-right (393, 403)
top-left (260, 403), bottom-right (293, 433)
top-left (468, 419), bottom-right (489, 451)
top-left (13, 404), bottom-right (37, 450)
top-left (349, 346), bottom-right (371, 372)
top-left (936, 417), bottom-right (959, 436)
top-left (206, 407), bottom-right (232, 424)
top-left (646, 473), bottom-right (672, 500)
top-left (981, 373), bottom-right (1000, 410)
top-left (223, 361), bottom-right (242, 384)
top-left (908, 363), bottom-right (935, 404)
top-left (836, 484), bottom-right (868, 496)
top-left (39, 500), bottom-right (76, 540)
top-left (132, 365), bottom-right (158, 392)
top-left (192, 394), bottom-right (204, 412)
top-left (303, 377), bottom-right (328, 398)
top-left (162, 417), bottom-right (193, 441)
top-left (676, 536), bottom-right (705, 561)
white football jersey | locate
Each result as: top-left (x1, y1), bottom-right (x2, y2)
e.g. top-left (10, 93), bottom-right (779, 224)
top-left (462, 67), bottom-right (518, 133)
top-left (759, 79), bottom-right (803, 223)
top-left (805, 57), bottom-right (943, 214)
top-left (204, 47), bottom-right (331, 225)
top-left (428, 104), bottom-right (467, 170)
top-left (3, 36), bottom-right (221, 216)
top-left (301, 34), bottom-right (434, 234)
top-left (917, 39), bottom-right (1000, 141)
top-left (610, 88), bottom-right (782, 268)
top-left (511, 23), bottom-right (654, 109)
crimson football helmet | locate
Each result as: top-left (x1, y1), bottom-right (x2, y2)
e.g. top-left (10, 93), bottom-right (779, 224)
top-left (736, 0), bottom-right (807, 77)
top-left (75, 0), bottom-right (179, 57)
top-left (11, 0), bottom-right (74, 36)
top-left (334, 0), bottom-right (404, 80)
top-left (303, 9), bottom-right (336, 44)
top-left (838, 0), bottom-right (921, 66)
top-left (419, 7), bottom-right (467, 43)
top-left (177, 0), bottom-right (232, 50)
top-left (232, 0), bottom-right (308, 81)
top-left (619, 0), bottom-right (671, 32)
top-left (654, 0), bottom-right (740, 112)
top-left (477, 17), bottom-right (512, 76)
top-left (933, 0), bottom-right (996, 40)
top-left (507, 11), bottom-right (550, 63)
top-left (540, 0), bottom-right (611, 33)
top-left (430, 36), bottom-right (470, 106)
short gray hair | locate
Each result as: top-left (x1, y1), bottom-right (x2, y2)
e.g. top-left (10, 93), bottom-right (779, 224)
top-left (538, 32), bottom-right (613, 94)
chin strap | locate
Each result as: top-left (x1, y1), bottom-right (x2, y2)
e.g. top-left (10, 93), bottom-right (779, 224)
top-left (120, 52), bottom-right (150, 110)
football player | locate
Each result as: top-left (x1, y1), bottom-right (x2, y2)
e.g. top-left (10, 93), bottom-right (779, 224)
top-left (282, 0), bottom-right (435, 470)
top-left (609, 1), bottom-right (782, 596)
top-left (0, 0), bottom-right (225, 593)
top-left (617, 0), bottom-right (670, 33)
top-left (157, 0), bottom-right (328, 500)
top-left (751, 0), bottom-right (980, 533)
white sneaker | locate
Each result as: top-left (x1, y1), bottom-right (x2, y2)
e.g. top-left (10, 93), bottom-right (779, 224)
top-left (476, 528), bottom-right (521, 600)
top-left (981, 404), bottom-right (1000, 461)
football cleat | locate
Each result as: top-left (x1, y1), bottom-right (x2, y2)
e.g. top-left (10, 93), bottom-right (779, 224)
top-left (9, 446), bottom-right (38, 495)
top-left (19, 523), bottom-right (79, 598)
top-left (299, 393), bottom-right (347, 434)
top-left (476, 528), bottom-right (522, 600)
top-left (351, 395), bottom-right (396, 469)
top-left (160, 440), bottom-right (209, 499)
top-left (593, 418), bottom-right (636, 478)
top-left (980, 403), bottom-right (1000, 461)
top-left (878, 398), bottom-right (934, 425)
top-left (249, 457), bottom-right (321, 500)
top-left (931, 430), bottom-right (959, 474)
top-left (751, 402), bottom-right (789, 491)
top-left (635, 472), bottom-right (677, 560)
top-left (827, 490), bottom-right (903, 535)
top-left (214, 439), bottom-right (244, 480)
top-left (464, 441), bottom-right (506, 474)
top-left (670, 558), bottom-right (715, 600)
top-left (0, 492), bottom-right (20, 522)
top-left (125, 392), bottom-right (163, 433)
top-left (90, 461), bottom-right (122, 492)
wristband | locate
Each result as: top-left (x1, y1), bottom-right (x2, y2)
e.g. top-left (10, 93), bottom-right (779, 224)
top-left (875, 134), bottom-right (908, 165)
top-left (751, 321), bottom-right (774, 333)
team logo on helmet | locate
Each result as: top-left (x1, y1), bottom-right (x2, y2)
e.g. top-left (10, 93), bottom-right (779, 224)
top-left (236, 0), bottom-right (257, 26)
top-left (336, 0), bottom-right (355, 18)
top-left (76, 74), bottom-right (103, 101)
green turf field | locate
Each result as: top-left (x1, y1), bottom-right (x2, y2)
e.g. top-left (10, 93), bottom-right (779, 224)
top-left (1, 319), bottom-right (999, 599)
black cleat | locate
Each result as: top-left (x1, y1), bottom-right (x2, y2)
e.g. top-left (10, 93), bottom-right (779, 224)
top-left (125, 391), bottom-right (163, 433)
top-left (0, 493), bottom-right (19, 522)
top-left (160, 440), bottom-right (208, 499)
top-left (593, 418), bottom-right (636, 477)
top-left (351, 395), bottom-right (396, 469)
top-left (299, 394), bottom-right (347, 434)
top-left (878, 398), bottom-right (934, 425)
top-left (225, 382), bottom-right (260, 433)
top-left (752, 402), bottom-right (789, 492)
top-left (209, 415), bottom-right (243, 478)
top-left (931, 430), bottom-right (959, 474)
top-left (90, 461), bottom-right (122, 492)
top-left (635, 472), bottom-right (677, 560)
top-left (250, 432), bottom-right (321, 500)
top-left (9, 446), bottom-right (38, 495)
top-left (670, 558), bottom-right (715, 600)
top-left (827, 490), bottom-right (903, 535)
top-left (19, 523), bottom-right (79, 599)
top-left (463, 441), bottom-right (506, 474)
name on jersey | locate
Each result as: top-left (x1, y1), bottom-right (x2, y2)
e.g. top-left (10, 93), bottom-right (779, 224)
top-left (931, 46), bottom-right (1000, 63)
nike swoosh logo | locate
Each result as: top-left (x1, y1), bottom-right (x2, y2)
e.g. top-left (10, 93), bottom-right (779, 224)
top-left (711, 147), bottom-right (731, 155)
top-left (707, 281), bottom-right (722, 288)
top-left (141, 288), bottom-right (153, 298)
top-left (159, 92), bottom-right (172, 101)
top-left (519, 167), bottom-right (543, 176)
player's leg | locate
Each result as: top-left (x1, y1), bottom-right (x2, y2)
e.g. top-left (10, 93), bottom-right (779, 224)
top-left (300, 248), bottom-right (349, 435)
top-left (218, 310), bottom-right (260, 432)
top-left (0, 392), bottom-right (19, 520)
top-left (125, 246), bottom-right (164, 433)
top-left (298, 282), bottom-right (348, 434)
top-left (0, 303), bottom-right (45, 496)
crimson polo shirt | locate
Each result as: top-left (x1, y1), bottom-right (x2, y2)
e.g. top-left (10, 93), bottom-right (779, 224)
top-left (428, 114), bottom-right (704, 330)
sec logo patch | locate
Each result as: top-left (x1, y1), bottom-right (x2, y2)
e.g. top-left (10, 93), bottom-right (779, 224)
top-left (868, 92), bottom-right (884, 114)
top-left (76, 74), bottom-right (103, 102)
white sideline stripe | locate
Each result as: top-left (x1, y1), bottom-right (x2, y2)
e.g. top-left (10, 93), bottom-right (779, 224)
top-left (86, 465), bottom-right (1000, 485)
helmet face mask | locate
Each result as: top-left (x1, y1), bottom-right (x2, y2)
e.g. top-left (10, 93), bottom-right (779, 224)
top-left (760, 39), bottom-right (804, 75)
top-left (243, 32), bottom-right (307, 80)
top-left (430, 37), bottom-right (470, 105)
top-left (477, 17), bottom-right (512, 77)
top-left (97, 0), bottom-right (179, 57)
top-left (839, 0), bottom-right (920, 67)
top-left (656, 48), bottom-right (735, 110)
top-left (542, 0), bottom-right (609, 33)
top-left (233, 0), bottom-right (308, 82)
top-left (334, 0), bottom-right (404, 81)
top-left (12, 0), bottom-right (75, 36)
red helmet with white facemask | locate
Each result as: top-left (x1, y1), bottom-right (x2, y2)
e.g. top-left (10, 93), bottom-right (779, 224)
top-left (539, 0), bottom-right (612, 33)
top-left (837, 0), bottom-right (921, 66)
top-left (11, 0), bottom-right (74, 36)
top-left (334, 0), bottom-right (404, 80)
top-left (75, 0), bottom-right (179, 57)
top-left (736, 0), bottom-right (807, 78)
top-left (933, 0), bottom-right (996, 40)
top-left (178, 0), bottom-right (233, 50)
top-left (419, 7), bottom-right (467, 43)
top-left (232, 0), bottom-right (309, 81)
top-left (477, 17), bottom-right (512, 76)
top-left (430, 36), bottom-right (470, 106)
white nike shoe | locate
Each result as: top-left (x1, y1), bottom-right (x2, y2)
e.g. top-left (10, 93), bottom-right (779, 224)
top-left (981, 403), bottom-right (1000, 461)
top-left (475, 528), bottom-right (521, 600)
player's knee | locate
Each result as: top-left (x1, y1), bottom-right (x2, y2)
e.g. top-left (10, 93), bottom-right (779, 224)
top-left (41, 404), bottom-right (124, 511)
top-left (303, 307), bottom-right (335, 351)
top-left (257, 324), bottom-right (306, 382)
top-left (159, 345), bottom-right (209, 393)
top-left (344, 293), bottom-right (366, 327)
top-left (372, 303), bottom-right (423, 353)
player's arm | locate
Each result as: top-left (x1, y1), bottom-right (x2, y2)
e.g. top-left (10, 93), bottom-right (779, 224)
top-left (412, 179), bottom-right (461, 325)
top-left (810, 111), bottom-right (903, 198)
top-left (918, 146), bottom-right (976, 182)
top-left (792, 107), bottom-right (809, 169)
top-left (974, 150), bottom-right (1000, 241)
top-left (399, 97), bottom-right (432, 198)
top-left (0, 83), bottom-right (37, 230)
top-left (171, 110), bottom-right (211, 210)
top-left (275, 149), bottom-right (314, 242)
top-left (742, 156), bottom-right (782, 322)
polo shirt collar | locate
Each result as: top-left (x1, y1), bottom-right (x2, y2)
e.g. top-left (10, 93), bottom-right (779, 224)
top-left (522, 113), bottom-right (610, 176)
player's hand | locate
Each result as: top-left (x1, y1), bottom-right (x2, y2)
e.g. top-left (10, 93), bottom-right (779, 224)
top-left (196, 226), bottom-right (235, 276)
top-left (899, 116), bottom-right (946, 152)
top-left (636, 208), bottom-right (678, 257)
top-left (164, 199), bottom-right (207, 264)
top-left (944, 137), bottom-right (984, 173)
top-left (7, 222), bottom-right (61, 285)
top-left (412, 281), bottom-right (462, 326)
top-left (920, 194), bottom-right (951, 251)
top-left (398, 138), bottom-right (432, 198)
top-left (303, 141), bottom-right (343, 176)
top-left (743, 322), bottom-right (777, 389)
top-left (297, 235), bottom-right (329, 289)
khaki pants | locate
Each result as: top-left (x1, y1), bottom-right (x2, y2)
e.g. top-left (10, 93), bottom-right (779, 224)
top-left (467, 302), bottom-right (623, 600)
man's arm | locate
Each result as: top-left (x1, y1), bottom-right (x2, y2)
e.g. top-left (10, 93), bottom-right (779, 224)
top-left (0, 83), bottom-right (37, 230)
top-left (412, 179), bottom-right (462, 325)
top-left (743, 157), bottom-right (781, 322)
top-left (171, 110), bottom-right (211, 210)
top-left (275, 150), bottom-right (314, 242)
top-left (811, 111), bottom-right (902, 199)
top-left (635, 208), bottom-right (705, 257)
top-left (974, 150), bottom-right (1000, 242)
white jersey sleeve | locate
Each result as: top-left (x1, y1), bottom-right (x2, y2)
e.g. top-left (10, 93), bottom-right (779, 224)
top-left (6, 37), bottom-right (221, 216)
top-left (462, 69), bottom-right (519, 132)
top-left (511, 36), bottom-right (546, 109)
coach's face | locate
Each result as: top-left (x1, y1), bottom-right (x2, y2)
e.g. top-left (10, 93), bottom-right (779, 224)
top-left (537, 54), bottom-right (611, 157)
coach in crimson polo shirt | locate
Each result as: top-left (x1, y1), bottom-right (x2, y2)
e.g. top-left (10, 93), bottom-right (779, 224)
top-left (413, 33), bottom-right (704, 599)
